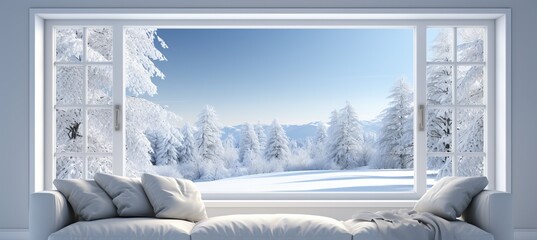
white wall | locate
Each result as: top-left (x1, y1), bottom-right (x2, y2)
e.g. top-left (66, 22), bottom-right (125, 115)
top-left (1, 0), bottom-right (536, 231)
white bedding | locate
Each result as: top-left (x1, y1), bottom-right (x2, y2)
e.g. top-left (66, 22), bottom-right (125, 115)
top-left (344, 209), bottom-right (493, 240)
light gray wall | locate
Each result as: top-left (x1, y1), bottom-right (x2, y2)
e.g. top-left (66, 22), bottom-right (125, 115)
top-left (1, 0), bottom-right (536, 230)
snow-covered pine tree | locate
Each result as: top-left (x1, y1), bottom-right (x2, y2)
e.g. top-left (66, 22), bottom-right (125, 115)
top-left (326, 102), bottom-right (365, 169)
top-left (239, 123), bottom-right (260, 164)
top-left (310, 122), bottom-right (328, 161)
top-left (372, 79), bottom-right (414, 169)
top-left (195, 105), bottom-right (226, 180)
top-left (221, 134), bottom-right (240, 174)
top-left (255, 123), bottom-right (267, 152)
top-left (177, 123), bottom-right (203, 180)
top-left (146, 129), bottom-right (182, 166)
top-left (178, 123), bottom-right (198, 163)
top-left (123, 28), bottom-right (172, 176)
top-left (124, 28), bottom-right (168, 97)
top-left (264, 119), bottom-right (290, 172)
top-left (126, 97), bottom-right (181, 176)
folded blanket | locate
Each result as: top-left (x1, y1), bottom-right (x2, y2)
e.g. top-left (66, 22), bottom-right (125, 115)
top-left (351, 209), bottom-right (454, 240)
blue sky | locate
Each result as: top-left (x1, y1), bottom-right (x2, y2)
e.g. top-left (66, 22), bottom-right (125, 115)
top-left (145, 29), bottom-right (414, 126)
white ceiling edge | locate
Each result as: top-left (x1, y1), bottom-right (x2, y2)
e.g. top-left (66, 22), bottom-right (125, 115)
top-left (31, 8), bottom-right (509, 20)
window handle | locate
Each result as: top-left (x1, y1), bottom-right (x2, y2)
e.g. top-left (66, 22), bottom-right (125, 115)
top-left (418, 105), bottom-right (425, 131)
top-left (114, 105), bottom-right (121, 131)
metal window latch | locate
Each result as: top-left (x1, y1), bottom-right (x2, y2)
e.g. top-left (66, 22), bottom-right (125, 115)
top-left (418, 105), bottom-right (425, 131)
top-left (114, 105), bottom-right (121, 131)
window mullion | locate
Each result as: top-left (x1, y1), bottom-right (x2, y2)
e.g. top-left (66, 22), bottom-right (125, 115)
top-left (112, 24), bottom-right (125, 176)
top-left (415, 23), bottom-right (427, 196)
top-left (82, 27), bottom-right (89, 179)
top-left (452, 27), bottom-right (459, 177)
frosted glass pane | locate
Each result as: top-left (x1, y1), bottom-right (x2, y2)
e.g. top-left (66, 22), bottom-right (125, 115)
top-left (87, 27), bottom-right (113, 62)
top-left (457, 108), bottom-right (484, 152)
top-left (427, 108), bottom-right (453, 152)
top-left (457, 66), bottom-right (484, 105)
top-left (87, 109), bottom-right (113, 153)
top-left (427, 28), bottom-right (453, 62)
top-left (458, 156), bottom-right (484, 177)
top-left (457, 27), bottom-right (485, 62)
top-left (56, 66), bottom-right (84, 105)
top-left (88, 156), bottom-right (113, 179)
top-left (88, 66), bottom-right (113, 105)
top-left (56, 156), bottom-right (83, 179)
top-left (55, 28), bottom-right (83, 62)
top-left (427, 65), bottom-right (453, 105)
top-left (427, 156), bottom-right (452, 188)
top-left (56, 109), bottom-right (84, 153)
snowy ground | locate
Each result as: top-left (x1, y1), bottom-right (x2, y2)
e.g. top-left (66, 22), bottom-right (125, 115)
top-left (195, 169), bottom-right (439, 192)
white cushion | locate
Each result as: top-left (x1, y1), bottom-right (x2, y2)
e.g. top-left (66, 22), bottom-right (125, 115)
top-left (141, 173), bottom-right (207, 222)
top-left (94, 173), bottom-right (154, 217)
top-left (191, 214), bottom-right (352, 240)
top-left (414, 176), bottom-right (488, 220)
top-left (53, 179), bottom-right (117, 221)
top-left (48, 217), bottom-right (194, 240)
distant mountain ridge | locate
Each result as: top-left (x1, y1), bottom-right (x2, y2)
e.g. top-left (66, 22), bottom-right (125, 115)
top-left (221, 120), bottom-right (381, 145)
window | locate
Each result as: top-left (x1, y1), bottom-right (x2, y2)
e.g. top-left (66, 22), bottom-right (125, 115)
top-left (35, 9), bottom-right (509, 200)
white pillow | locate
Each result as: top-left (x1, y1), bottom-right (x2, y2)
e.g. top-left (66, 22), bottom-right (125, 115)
top-left (94, 173), bottom-right (154, 217)
top-left (414, 176), bottom-right (488, 220)
top-left (141, 173), bottom-right (207, 222)
top-left (53, 179), bottom-right (117, 221)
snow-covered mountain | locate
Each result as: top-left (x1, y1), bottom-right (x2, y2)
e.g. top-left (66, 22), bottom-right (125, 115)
top-left (221, 120), bottom-right (381, 145)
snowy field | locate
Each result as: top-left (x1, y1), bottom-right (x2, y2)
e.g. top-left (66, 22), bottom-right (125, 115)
top-left (195, 169), bottom-right (439, 192)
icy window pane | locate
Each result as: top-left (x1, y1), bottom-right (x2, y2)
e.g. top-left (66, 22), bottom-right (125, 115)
top-left (56, 156), bottom-right (83, 179)
top-left (458, 156), bottom-right (484, 177)
top-left (427, 28), bottom-right (453, 62)
top-left (427, 108), bottom-right (453, 152)
top-left (427, 156), bottom-right (452, 188)
top-left (457, 66), bottom-right (484, 105)
top-left (427, 65), bottom-right (453, 105)
top-left (457, 108), bottom-right (484, 152)
top-left (55, 28), bottom-right (83, 62)
top-left (88, 66), bottom-right (113, 105)
top-left (56, 66), bottom-right (84, 105)
top-left (87, 156), bottom-right (113, 179)
top-left (457, 28), bottom-right (485, 62)
top-left (56, 109), bottom-right (84, 153)
top-left (87, 27), bottom-right (113, 62)
top-left (87, 109), bottom-right (113, 153)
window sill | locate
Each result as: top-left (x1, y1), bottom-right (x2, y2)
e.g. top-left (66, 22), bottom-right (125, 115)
top-left (203, 200), bottom-right (417, 208)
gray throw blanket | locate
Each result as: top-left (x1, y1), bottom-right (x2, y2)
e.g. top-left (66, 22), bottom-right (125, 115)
top-left (352, 209), bottom-right (454, 240)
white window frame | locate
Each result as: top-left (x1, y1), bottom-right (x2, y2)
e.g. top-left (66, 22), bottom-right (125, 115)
top-left (30, 9), bottom-right (511, 206)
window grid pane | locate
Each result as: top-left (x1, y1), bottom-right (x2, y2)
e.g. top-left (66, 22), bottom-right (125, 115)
top-left (426, 26), bottom-right (486, 180)
top-left (54, 26), bottom-right (114, 180)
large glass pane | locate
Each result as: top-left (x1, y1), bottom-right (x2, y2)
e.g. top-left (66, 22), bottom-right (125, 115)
top-left (457, 27), bottom-right (485, 62)
top-left (427, 108), bottom-right (453, 152)
top-left (427, 28), bottom-right (453, 62)
top-left (427, 156), bottom-right (452, 187)
top-left (457, 66), bottom-right (484, 105)
top-left (56, 108), bottom-right (84, 153)
top-left (88, 65), bottom-right (113, 105)
top-left (87, 27), bottom-right (113, 62)
top-left (458, 156), bottom-right (484, 177)
top-left (56, 66), bottom-right (84, 105)
top-left (126, 28), bottom-right (416, 193)
top-left (55, 28), bottom-right (83, 62)
top-left (457, 108), bottom-right (484, 152)
top-left (87, 109), bottom-right (113, 153)
top-left (88, 156), bottom-right (113, 179)
top-left (427, 65), bottom-right (453, 105)
top-left (56, 156), bottom-right (83, 179)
